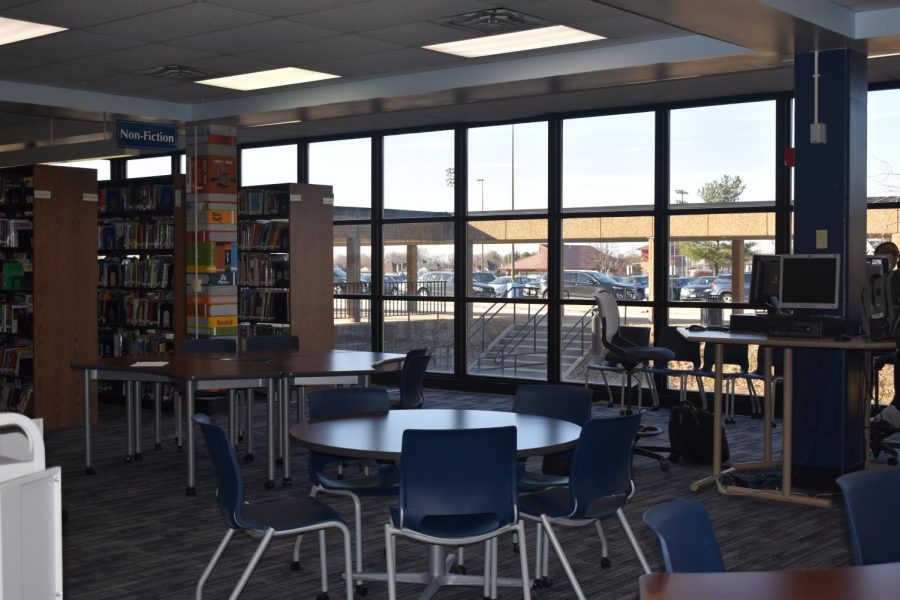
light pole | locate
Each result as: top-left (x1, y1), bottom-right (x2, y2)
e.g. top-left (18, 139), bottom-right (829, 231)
top-left (675, 188), bottom-right (688, 203)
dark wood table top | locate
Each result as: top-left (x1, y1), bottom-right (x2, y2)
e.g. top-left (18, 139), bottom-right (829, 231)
top-left (639, 563), bottom-right (900, 600)
top-left (289, 408), bottom-right (582, 460)
top-left (71, 349), bottom-right (405, 381)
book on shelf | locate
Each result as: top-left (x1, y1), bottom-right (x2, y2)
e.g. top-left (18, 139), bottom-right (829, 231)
top-left (187, 209), bottom-right (236, 225)
top-left (186, 228), bottom-right (238, 243)
top-left (186, 315), bottom-right (238, 329)
top-left (190, 325), bottom-right (239, 337)
top-left (194, 155), bottom-right (237, 195)
top-left (187, 284), bottom-right (237, 297)
top-left (186, 301), bottom-right (239, 317)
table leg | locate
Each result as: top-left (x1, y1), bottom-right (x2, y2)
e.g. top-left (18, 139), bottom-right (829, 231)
top-left (83, 371), bottom-right (95, 475)
top-left (228, 389), bottom-right (237, 449)
top-left (153, 382), bottom-right (162, 451)
top-left (186, 381), bottom-right (196, 497)
top-left (125, 379), bottom-right (135, 463)
top-left (763, 347), bottom-right (773, 463)
top-left (782, 348), bottom-right (793, 497)
top-left (245, 388), bottom-right (254, 462)
top-left (265, 378), bottom-right (275, 489)
top-left (281, 376), bottom-right (292, 486)
top-left (133, 381), bottom-right (143, 461)
top-left (691, 343), bottom-right (724, 492)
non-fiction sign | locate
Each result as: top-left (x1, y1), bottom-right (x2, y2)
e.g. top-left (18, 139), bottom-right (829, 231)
top-left (116, 120), bottom-right (178, 150)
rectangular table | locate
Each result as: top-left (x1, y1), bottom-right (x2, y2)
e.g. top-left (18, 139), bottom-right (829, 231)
top-left (678, 329), bottom-right (893, 508)
top-left (72, 350), bottom-right (404, 495)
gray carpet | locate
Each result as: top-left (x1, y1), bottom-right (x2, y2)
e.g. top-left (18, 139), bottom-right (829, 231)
top-left (47, 389), bottom-right (857, 599)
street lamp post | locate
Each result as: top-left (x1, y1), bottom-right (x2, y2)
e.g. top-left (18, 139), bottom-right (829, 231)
top-left (476, 178), bottom-right (485, 271)
top-left (675, 188), bottom-right (688, 203)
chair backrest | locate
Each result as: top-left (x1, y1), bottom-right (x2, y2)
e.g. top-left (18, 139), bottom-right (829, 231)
top-left (642, 500), bottom-right (726, 573)
top-left (653, 327), bottom-right (701, 369)
top-left (700, 342), bottom-right (749, 373)
top-left (308, 387), bottom-right (390, 421)
top-left (398, 348), bottom-right (431, 409)
top-left (750, 345), bottom-right (784, 377)
top-left (192, 414), bottom-right (245, 529)
top-left (836, 468), bottom-right (900, 565)
top-left (513, 384), bottom-right (592, 426)
top-left (594, 291), bottom-right (620, 343)
top-left (399, 426), bottom-right (518, 532)
top-left (245, 334), bottom-right (299, 352)
top-left (567, 413), bottom-right (642, 519)
top-left (182, 337), bottom-right (237, 354)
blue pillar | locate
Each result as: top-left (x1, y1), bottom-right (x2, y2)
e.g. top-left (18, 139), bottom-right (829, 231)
top-left (792, 48), bottom-right (868, 483)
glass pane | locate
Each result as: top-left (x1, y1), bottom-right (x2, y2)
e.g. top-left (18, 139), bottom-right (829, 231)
top-left (468, 122), bottom-right (547, 213)
top-left (310, 137), bottom-right (371, 220)
top-left (384, 130), bottom-right (454, 218)
top-left (868, 207), bottom-right (899, 405)
top-left (577, 304), bottom-right (652, 385)
top-left (45, 159), bottom-right (111, 181)
top-left (562, 112), bottom-right (655, 209)
top-left (383, 222), bottom-right (454, 297)
top-left (868, 89), bottom-right (900, 202)
top-left (334, 298), bottom-right (371, 350)
top-left (560, 216), bottom-right (653, 301)
top-left (240, 144), bottom-right (298, 186)
top-left (333, 223), bottom-right (371, 296)
top-left (468, 218), bottom-right (547, 299)
top-left (383, 300), bottom-right (453, 373)
top-left (670, 100), bottom-right (776, 205)
top-left (126, 155), bottom-right (171, 179)
top-left (669, 212), bottom-right (776, 304)
top-left (467, 301), bottom-right (547, 379)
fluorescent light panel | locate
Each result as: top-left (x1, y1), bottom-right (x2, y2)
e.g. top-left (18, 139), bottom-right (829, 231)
top-left (196, 67), bottom-right (339, 91)
top-left (246, 120), bottom-right (303, 128)
top-left (424, 25), bottom-right (603, 58)
top-left (0, 16), bottom-right (65, 45)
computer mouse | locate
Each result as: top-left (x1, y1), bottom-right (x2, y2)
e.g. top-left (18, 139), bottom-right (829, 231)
top-left (688, 324), bottom-right (705, 332)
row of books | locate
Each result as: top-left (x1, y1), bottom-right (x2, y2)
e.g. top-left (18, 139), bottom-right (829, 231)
top-left (98, 291), bottom-right (174, 329)
top-left (0, 219), bottom-right (32, 248)
top-left (186, 314), bottom-right (238, 337)
top-left (98, 329), bottom-right (174, 358)
top-left (0, 302), bottom-right (31, 334)
top-left (0, 175), bottom-right (33, 206)
top-left (238, 253), bottom-right (289, 287)
top-left (0, 346), bottom-right (33, 377)
top-left (239, 288), bottom-right (289, 323)
top-left (238, 188), bottom-right (289, 216)
top-left (99, 184), bottom-right (176, 214)
top-left (1, 259), bottom-right (30, 291)
top-left (99, 221), bottom-right (175, 251)
top-left (239, 221), bottom-right (288, 251)
top-left (0, 381), bottom-right (32, 413)
top-left (99, 256), bottom-right (173, 289)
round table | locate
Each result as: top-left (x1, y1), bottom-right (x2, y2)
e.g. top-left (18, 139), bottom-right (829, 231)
top-left (289, 408), bottom-right (582, 460)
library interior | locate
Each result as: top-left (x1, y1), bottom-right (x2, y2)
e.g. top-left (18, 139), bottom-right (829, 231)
top-left (4, 1), bottom-right (900, 599)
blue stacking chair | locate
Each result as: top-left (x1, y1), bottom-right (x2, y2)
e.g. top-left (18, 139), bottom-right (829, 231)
top-left (192, 414), bottom-right (353, 600)
top-left (294, 387), bottom-right (399, 596)
top-left (385, 426), bottom-right (532, 600)
top-left (243, 335), bottom-right (300, 461)
top-left (643, 500), bottom-right (726, 573)
top-left (518, 413), bottom-right (650, 599)
top-left (836, 468), bottom-right (900, 565)
top-left (391, 348), bottom-right (431, 409)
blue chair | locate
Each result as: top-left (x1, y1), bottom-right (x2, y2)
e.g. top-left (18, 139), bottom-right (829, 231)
top-left (294, 387), bottom-right (399, 596)
top-left (642, 500), bottom-right (726, 573)
top-left (518, 413), bottom-right (650, 598)
top-left (178, 338), bottom-right (238, 451)
top-left (192, 414), bottom-right (353, 600)
top-left (391, 348), bottom-right (431, 409)
top-left (385, 426), bottom-right (532, 600)
top-left (836, 468), bottom-right (900, 565)
top-left (242, 335), bottom-right (300, 461)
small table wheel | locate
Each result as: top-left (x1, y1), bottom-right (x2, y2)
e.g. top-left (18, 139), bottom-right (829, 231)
top-left (84, 466), bottom-right (96, 475)
top-left (290, 560), bottom-right (300, 571)
top-left (600, 557), bottom-right (611, 569)
top-left (355, 583), bottom-right (368, 596)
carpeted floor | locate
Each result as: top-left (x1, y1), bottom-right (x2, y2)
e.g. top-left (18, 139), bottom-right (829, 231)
top-left (46, 388), bottom-right (859, 599)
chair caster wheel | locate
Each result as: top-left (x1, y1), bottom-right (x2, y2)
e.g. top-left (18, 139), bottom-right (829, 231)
top-left (85, 466), bottom-right (96, 475)
top-left (264, 480), bottom-right (275, 489)
top-left (124, 455), bottom-right (134, 463)
top-left (290, 560), bottom-right (300, 571)
top-left (659, 460), bottom-right (670, 472)
top-left (316, 593), bottom-right (329, 600)
top-left (540, 576), bottom-right (552, 587)
top-left (512, 542), bottom-right (519, 554)
top-left (600, 557), bottom-right (611, 569)
top-left (185, 487), bottom-right (196, 497)
top-left (355, 584), bottom-right (368, 596)
top-left (176, 445), bottom-right (182, 452)
top-left (449, 564), bottom-right (467, 574)
top-left (532, 579), bottom-right (544, 589)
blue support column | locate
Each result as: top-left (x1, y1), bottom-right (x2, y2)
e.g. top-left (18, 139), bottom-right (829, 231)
top-left (792, 48), bottom-right (868, 483)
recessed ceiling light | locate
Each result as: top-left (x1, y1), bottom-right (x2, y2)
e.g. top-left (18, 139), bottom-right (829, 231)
top-left (870, 51), bottom-right (900, 59)
top-left (0, 16), bottom-right (65, 46)
top-left (423, 25), bottom-right (603, 58)
top-left (196, 67), bottom-right (339, 91)
top-left (245, 120), bottom-right (303, 128)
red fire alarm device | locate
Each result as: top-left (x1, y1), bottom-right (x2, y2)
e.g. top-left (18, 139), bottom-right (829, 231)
top-left (784, 147), bottom-right (795, 167)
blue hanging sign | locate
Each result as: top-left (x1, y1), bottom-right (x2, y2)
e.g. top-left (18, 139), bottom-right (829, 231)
top-left (116, 120), bottom-right (178, 150)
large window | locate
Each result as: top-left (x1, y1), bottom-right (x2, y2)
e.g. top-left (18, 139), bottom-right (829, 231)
top-left (670, 101), bottom-right (776, 206)
top-left (310, 137), bottom-right (371, 220)
top-left (126, 155), bottom-right (171, 179)
top-left (384, 130), bottom-right (454, 218)
top-left (562, 111), bottom-right (655, 210)
top-left (333, 223), bottom-right (372, 350)
top-left (868, 89), bottom-right (900, 202)
top-left (240, 144), bottom-right (297, 186)
top-left (468, 122), bottom-right (548, 213)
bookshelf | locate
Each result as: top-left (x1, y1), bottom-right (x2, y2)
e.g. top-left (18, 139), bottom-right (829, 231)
top-left (0, 164), bottom-right (97, 428)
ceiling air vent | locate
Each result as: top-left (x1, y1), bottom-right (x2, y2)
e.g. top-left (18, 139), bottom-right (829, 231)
top-left (139, 64), bottom-right (221, 81)
top-left (430, 8), bottom-right (552, 35)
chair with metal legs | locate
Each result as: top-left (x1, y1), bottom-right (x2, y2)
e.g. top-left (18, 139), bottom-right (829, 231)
top-left (176, 338), bottom-right (237, 452)
top-left (643, 500), bottom-right (726, 573)
top-left (698, 342), bottom-right (758, 424)
top-left (192, 414), bottom-right (353, 600)
top-left (389, 347), bottom-right (431, 409)
top-left (518, 413), bottom-right (650, 599)
top-left (242, 335), bottom-right (300, 462)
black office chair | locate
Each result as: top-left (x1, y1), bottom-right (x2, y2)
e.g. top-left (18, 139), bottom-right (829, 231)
top-left (390, 348), bottom-right (431, 409)
top-left (242, 335), bottom-right (300, 461)
top-left (639, 326), bottom-right (704, 407)
top-left (177, 338), bottom-right (237, 451)
top-left (589, 325), bottom-right (653, 409)
top-left (698, 342), bottom-right (757, 424)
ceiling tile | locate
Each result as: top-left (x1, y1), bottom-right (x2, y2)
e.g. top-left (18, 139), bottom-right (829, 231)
top-left (580, 15), bottom-right (687, 40)
top-left (5, 63), bottom-right (113, 87)
top-left (509, 0), bottom-right (632, 23)
top-left (242, 34), bottom-right (401, 66)
top-left (87, 72), bottom-right (188, 94)
top-left (0, 30), bottom-right (143, 62)
top-left (166, 19), bottom-right (338, 54)
top-left (362, 21), bottom-right (471, 46)
top-left (85, 3), bottom-right (270, 43)
top-left (0, 56), bottom-right (46, 76)
top-left (67, 43), bottom-right (215, 72)
top-left (0, 0), bottom-right (194, 28)
top-left (308, 47), bottom-right (463, 78)
top-left (139, 81), bottom-right (240, 102)
top-left (289, 0), bottom-right (493, 32)
top-left (205, 0), bottom-right (366, 18)
top-left (180, 55), bottom-right (281, 78)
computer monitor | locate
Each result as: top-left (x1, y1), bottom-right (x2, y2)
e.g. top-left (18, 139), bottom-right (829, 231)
top-left (778, 254), bottom-right (840, 310)
top-left (866, 254), bottom-right (890, 282)
top-left (749, 254), bottom-right (781, 311)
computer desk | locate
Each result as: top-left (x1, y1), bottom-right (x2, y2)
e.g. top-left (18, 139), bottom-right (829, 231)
top-left (678, 328), bottom-right (893, 508)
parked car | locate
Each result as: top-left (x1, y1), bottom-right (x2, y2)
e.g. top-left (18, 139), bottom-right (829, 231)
top-left (679, 276), bottom-right (716, 300)
top-left (523, 272), bottom-right (548, 297)
top-left (705, 272), bottom-right (752, 302)
top-left (415, 271), bottom-right (496, 298)
top-left (563, 270), bottom-right (644, 300)
top-left (471, 271), bottom-right (496, 284)
top-left (333, 267), bottom-right (347, 294)
top-left (625, 275), bottom-right (649, 296)
top-left (359, 273), bottom-right (405, 295)
top-left (488, 275), bottom-right (531, 297)
top-left (668, 276), bottom-right (695, 300)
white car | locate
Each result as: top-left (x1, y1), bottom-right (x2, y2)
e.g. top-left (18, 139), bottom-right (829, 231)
top-left (488, 276), bottom-right (531, 297)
